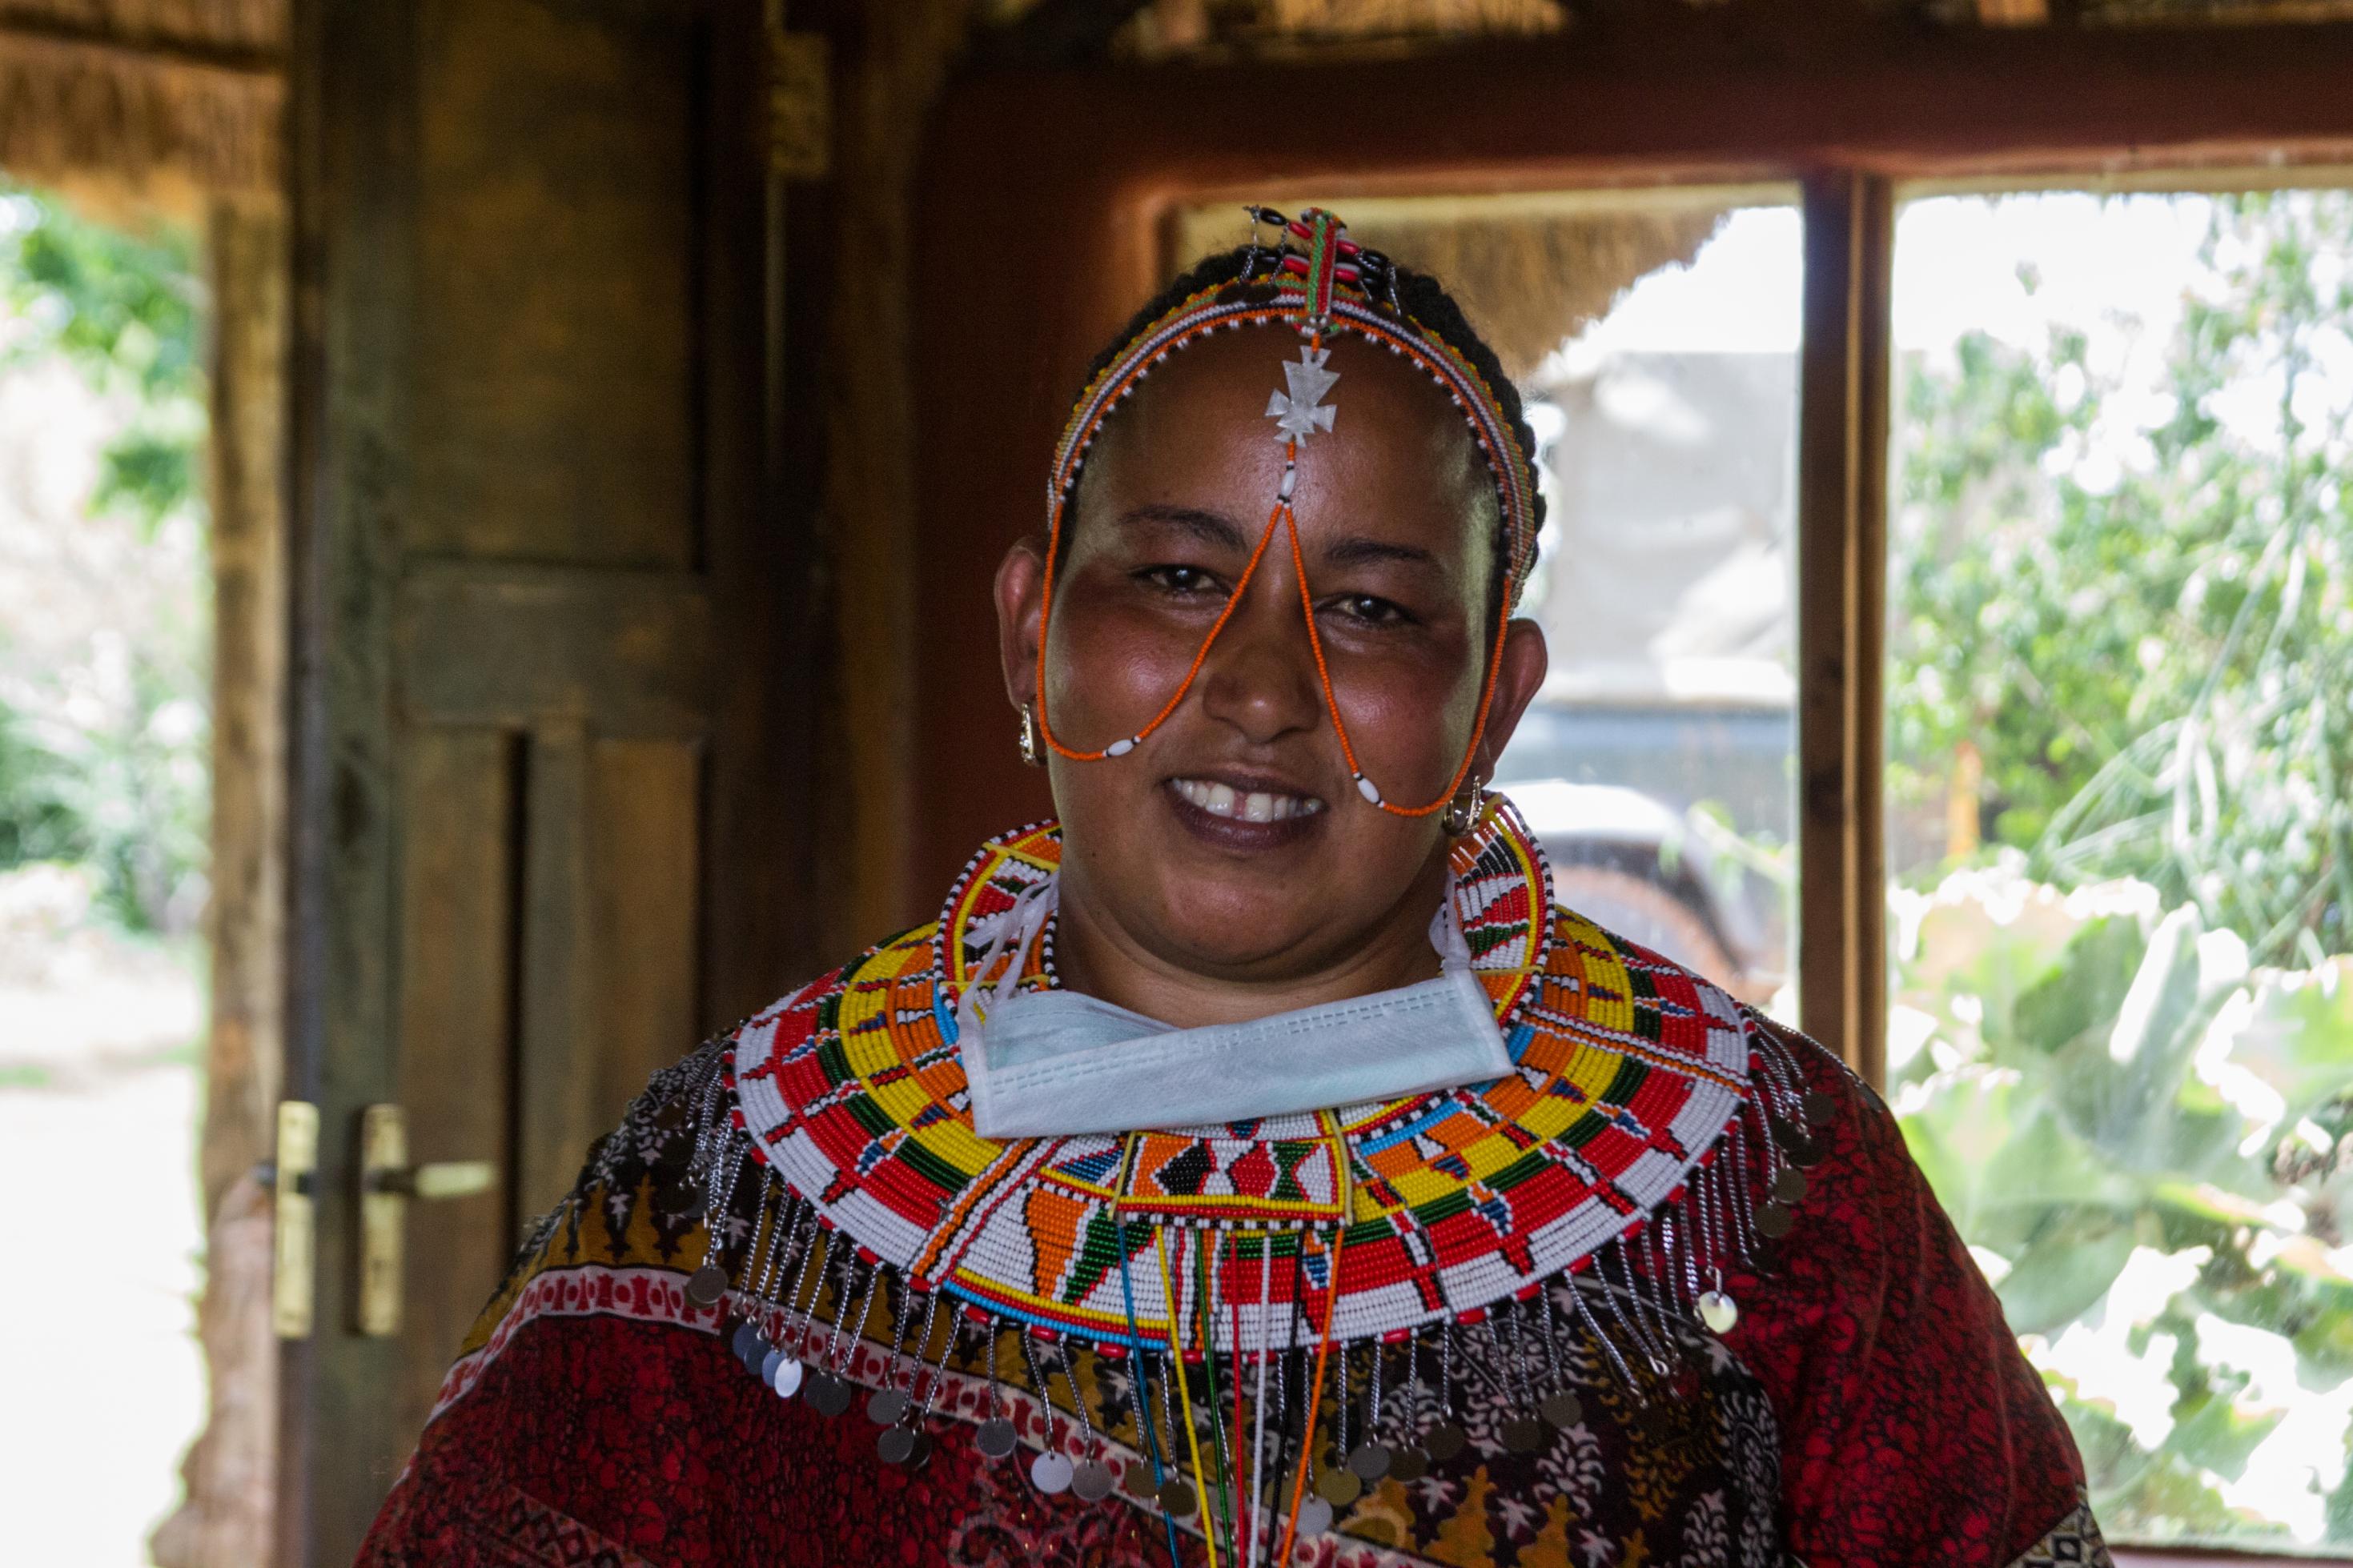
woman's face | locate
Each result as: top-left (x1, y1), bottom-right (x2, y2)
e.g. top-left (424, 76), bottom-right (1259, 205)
top-left (996, 322), bottom-right (1548, 985)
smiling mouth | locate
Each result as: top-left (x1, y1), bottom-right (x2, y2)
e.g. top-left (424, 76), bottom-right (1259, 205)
top-left (1169, 777), bottom-right (1327, 824)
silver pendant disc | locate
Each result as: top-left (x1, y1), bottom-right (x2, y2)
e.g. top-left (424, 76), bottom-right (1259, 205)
top-left (1296, 1496), bottom-right (1335, 1537)
top-left (1540, 1390), bottom-right (1584, 1428)
top-left (805, 1373), bottom-right (852, 1417)
top-left (771, 1357), bottom-right (804, 1398)
top-left (1316, 1466), bottom-right (1362, 1506)
top-left (1773, 1166), bottom-right (1809, 1204)
top-left (1698, 1289), bottom-right (1741, 1335)
top-left (1755, 1201), bottom-right (1794, 1238)
top-left (1071, 1461), bottom-right (1114, 1502)
top-left (685, 1264), bottom-right (730, 1308)
top-left (1154, 1476), bottom-right (1196, 1516)
top-left (974, 1418), bottom-right (1018, 1458)
top-left (877, 1427), bottom-right (916, 1465)
top-left (865, 1388), bottom-right (909, 1426)
top-left (1500, 1416), bottom-right (1546, 1453)
top-left (1423, 1422), bottom-right (1467, 1462)
top-left (1387, 1446), bottom-right (1429, 1482)
top-left (1345, 1442), bottom-right (1391, 1481)
top-left (1030, 1450), bottom-right (1074, 1495)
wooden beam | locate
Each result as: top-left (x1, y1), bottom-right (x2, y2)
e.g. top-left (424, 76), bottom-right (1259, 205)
top-left (974, 0), bottom-right (1154, 66)
top-left (396, 563), bottom-right (714, 739)
top-left (1795, 170), bottom-right (1891, 1083)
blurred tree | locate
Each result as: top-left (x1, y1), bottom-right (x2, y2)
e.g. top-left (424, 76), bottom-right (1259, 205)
top-left (1889, 191), bottom-right (2353, 964)
top-left (0, 184), bottom-right (209, 932)
top-left (0, 183), bottom-right (206, 529)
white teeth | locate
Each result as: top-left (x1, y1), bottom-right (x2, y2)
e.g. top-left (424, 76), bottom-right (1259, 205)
top-left (1172, 778), bottom-right (1325, 822)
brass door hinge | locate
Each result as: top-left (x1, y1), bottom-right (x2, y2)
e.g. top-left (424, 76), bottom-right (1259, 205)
top-left (769, 29), bottom-right (830, 182)
top-left (267, 1100), bottom-right (319, 1338)
top-left (358, 1104), bottom-right (497, 1337)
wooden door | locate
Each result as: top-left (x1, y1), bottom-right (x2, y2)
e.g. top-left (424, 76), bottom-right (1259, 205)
top-left (280, 0), bottom-right (819, 1558)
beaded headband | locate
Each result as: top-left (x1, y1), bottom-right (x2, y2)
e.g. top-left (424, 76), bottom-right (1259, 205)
top-left (1034, 207), bottom-right (1543, 819)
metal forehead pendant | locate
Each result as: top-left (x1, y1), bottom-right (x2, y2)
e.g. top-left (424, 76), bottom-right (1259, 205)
top-left (1267, 343), bottom-right (1339, 444)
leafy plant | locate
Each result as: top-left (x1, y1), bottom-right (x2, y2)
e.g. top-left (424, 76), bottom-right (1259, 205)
top-left (0, 183), bottom-right (207, 530)
top-left (1894, 864), bottom-right (2353, 1546)
top-left (1889, 191), bottom-right (2353, 963)
top-left (0, 182), bottom-right (209, 932)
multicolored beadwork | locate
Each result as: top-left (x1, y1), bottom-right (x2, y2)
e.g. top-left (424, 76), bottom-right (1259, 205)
top-left (424, 800), bottom-right (1837, 1560)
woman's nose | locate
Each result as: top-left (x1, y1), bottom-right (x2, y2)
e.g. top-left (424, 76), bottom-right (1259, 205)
top-left (1195, 557), bottom-right (1323, 744)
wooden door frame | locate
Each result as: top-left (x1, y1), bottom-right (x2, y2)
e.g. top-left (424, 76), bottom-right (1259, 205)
top-left (903, 12), bottom-right (2353, 1082)
top-left (279, 0), bottom-right (807, 1558)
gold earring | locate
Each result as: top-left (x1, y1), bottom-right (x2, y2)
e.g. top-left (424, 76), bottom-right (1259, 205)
top-left (1441, 776), bottom-right (1488, 837)
top-left (1018, 703), bottom-right (1044, 768)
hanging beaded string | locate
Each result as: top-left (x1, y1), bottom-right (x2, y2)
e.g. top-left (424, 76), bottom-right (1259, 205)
top-left (1052, 1335), bottom-right (1116, 1500)
top-left (1018, 1327), bottom-right (1079, 1495)
top-left (1151, 1229), bottom-right (1223, 1568)
top-left (1245, 1237), bottom-right (1275, 1568)
top-left (1227, 1271), bottom-right (1251, 1558)
top-left (1258, 1245), bottom-right (1312, 1554)
top-left (829, 1260), bottom-right (884, 1386)
top-left (687, 1135), bottom-right (751, 1306)
top-left (1030, 206), bottom-right (1542, 819)
top-left (969, 1316), bottom-right (1028, 1466)
top-left (1110, 1135), bottom-right (1195, 1560)
top-left (1194, 1237), bottom-right (1240, 1558)
top-left (1535, 1285), bottom-right (1584, 1428)
top-left (1275, 1225), bottom-right (1349, 1562)
top-left (1110, 1249), bottom-right (1187, 1560)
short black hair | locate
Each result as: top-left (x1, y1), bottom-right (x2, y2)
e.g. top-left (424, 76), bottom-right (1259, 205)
top-left (1062, 241), bottom-right (1545, 623)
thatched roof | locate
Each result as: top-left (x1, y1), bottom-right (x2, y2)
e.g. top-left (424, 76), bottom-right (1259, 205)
top-left (0, 2), bottom-right (283, 208)
top-left (1172, 190), bottom-right (1731, 381)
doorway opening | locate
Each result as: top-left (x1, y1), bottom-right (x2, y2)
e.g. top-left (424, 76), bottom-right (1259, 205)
top-left (0, 176), bottom-right (286, 1568)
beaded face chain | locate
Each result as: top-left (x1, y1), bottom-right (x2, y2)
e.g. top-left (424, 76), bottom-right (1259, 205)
top-left (1031, 207), bottom-right (1543, 819)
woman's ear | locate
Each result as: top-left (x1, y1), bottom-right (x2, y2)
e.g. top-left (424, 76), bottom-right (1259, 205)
top-left (994, 535), bottom-right (1050, 711)
top-left (1474, 617), bottom-right (1550, 777)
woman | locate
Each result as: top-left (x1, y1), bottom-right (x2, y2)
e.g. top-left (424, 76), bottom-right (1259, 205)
top-left (363, 210), bottom-right (2108, 1567)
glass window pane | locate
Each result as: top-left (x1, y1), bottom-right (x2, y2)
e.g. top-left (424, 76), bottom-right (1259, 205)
top-left (1886, 187), bottom-right (2353, 1553)
top-left (1176, 190), bottom-right (1805, 1009)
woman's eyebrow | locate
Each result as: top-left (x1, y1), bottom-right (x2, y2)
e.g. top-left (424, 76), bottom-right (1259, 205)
top-left (1320, 535), bottom-right (1441, 571)
top-left (1118, 503), bottom-right (1250, 551)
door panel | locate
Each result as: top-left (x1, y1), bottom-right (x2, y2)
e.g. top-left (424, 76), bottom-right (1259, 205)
top-left (390, 727), bottom-right (515, 1447)
top-left (409, 0), bottom-right (697, 568)
top-left (588, 738), bottom-right (703, 1145)
top-left (287, 0), bottom-right (800, 1558)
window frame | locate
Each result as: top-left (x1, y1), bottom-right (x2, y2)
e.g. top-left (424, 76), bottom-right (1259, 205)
top-left (906, 11), bottom-right (2353, 1083)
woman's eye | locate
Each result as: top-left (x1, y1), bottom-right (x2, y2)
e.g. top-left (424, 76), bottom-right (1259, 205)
top-left (1137, 564), bottom-right (1222, 596)
top-left (1331, 594), bottom-right (1413, 626)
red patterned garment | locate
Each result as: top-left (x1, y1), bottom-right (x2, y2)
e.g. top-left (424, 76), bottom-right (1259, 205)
top-left (362, 816), bottom-right (2109, 1568)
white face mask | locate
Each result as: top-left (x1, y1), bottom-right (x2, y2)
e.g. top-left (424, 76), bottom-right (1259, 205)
top-left (958, 887), bottom-right (1514, 1139)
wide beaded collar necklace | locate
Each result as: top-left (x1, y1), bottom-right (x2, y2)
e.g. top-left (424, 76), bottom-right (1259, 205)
top-left (671, 798), bottom-right (1828, 1532)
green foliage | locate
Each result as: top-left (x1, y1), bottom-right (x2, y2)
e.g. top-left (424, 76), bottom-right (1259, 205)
top-left (0, 184), bottom-right (209, 932)
top-left (0, 699), bottom-right (84, 865)
top-left (0, 183), bottom-right (206, 529)
top-left (1889, 191), bottom-right (2353, 962)
top-left (1895, 866), bottom-right (2353, 1547)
